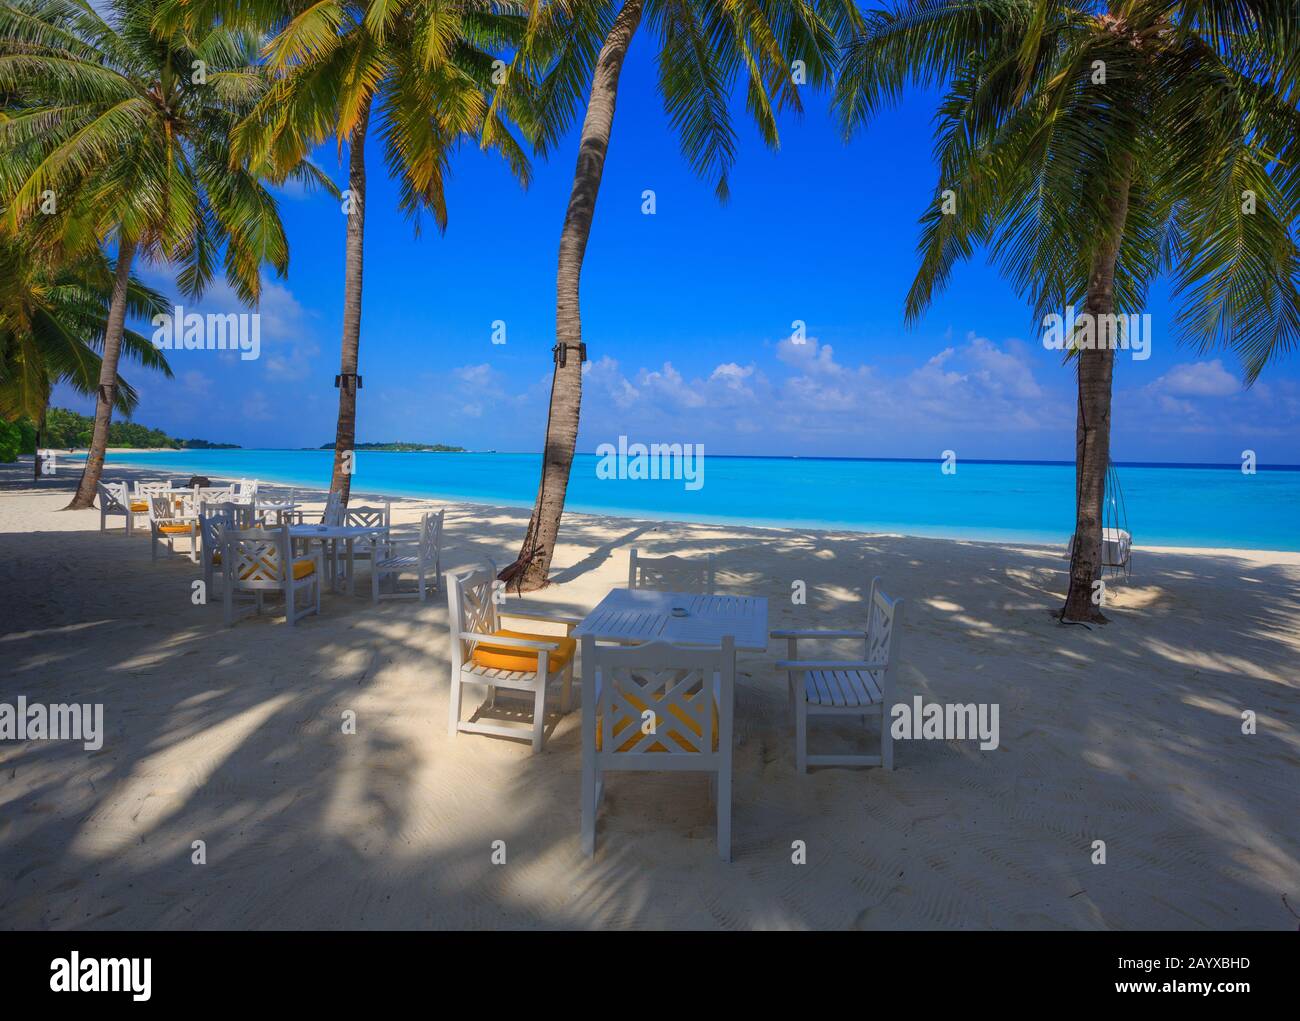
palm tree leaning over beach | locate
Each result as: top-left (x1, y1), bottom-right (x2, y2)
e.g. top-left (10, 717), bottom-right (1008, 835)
top-left (835, 0), bottom-right (1300, 622)
top-left (495, 0), bottom-right (861, 591)
top-left (0, 0), bottom-right (330, 509)
top-left (0, 237), bottom-right (172, 478)
top-left (169, 0), bottom-right (534, 504)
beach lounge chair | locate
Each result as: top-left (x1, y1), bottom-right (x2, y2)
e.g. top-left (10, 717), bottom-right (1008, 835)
top-left (97, 482), bottom-right (138, 535)
top-left (147, 493), bottom-right (199, 562)
top-left (628, 549), bottom-right (716, 594)
top-left (446, 564), bottom-right (579, 752)
top-left (772, 577), bottom-right (905, 773)
top-left (221, 525), bottom-right (323, 627)
top-left (580, 636), bottom-right (736, 861)
top-left (371, 509), bottom-right (442, 602)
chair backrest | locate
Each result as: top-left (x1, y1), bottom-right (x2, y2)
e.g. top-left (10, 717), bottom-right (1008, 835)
top-left (97, 481), bottom-right (129, 512)
top-left (222, 526), bottom-right (293, 591)
top-left (581, 636), bottom-right (734, 759)
top-left (321, 491), bottom-right (344, 526)
top-left (196, 486), bottom-right (235, 504)
top-left (420, 509), bottom-right (443, 565)
top-left (865, 577), bottom-right (905, 679)
top-left (628, 549), bottom-right (716, 595)
top-left (133, 480), bottom-right (171, 498)
top-left (446, 563), bottom-right (500, 672)
top-left (344, 501), bottom-right (389, 531)
top-left (199, 500), bottom-right (248, 553)
top-left (147, 493), bottom-right (177, 522)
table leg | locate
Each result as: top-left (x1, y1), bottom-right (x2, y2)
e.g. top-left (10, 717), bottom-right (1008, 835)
top-left (346, 538), bottom-right (356, 596)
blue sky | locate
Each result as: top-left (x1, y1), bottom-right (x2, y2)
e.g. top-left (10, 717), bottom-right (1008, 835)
top-left (56, 28), bottom-right (1300, 464)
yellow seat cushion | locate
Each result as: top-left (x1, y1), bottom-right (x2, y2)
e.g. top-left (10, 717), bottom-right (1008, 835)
top-left (596, 689), bottom-right (718, 753)
top-left (471, 628), bottom-right (575, 672)
top-left (236, 557), bottom-right (315, 581)
top-left (130, 501), bottom-right (148, 512)
top-left (211, 551), bottom-right (222, 565)
top-left (158, 523), bottom-right (192, 534)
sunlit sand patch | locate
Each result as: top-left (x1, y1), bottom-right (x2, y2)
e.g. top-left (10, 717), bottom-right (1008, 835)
top-left (69, 694), bottom-right (292, 859)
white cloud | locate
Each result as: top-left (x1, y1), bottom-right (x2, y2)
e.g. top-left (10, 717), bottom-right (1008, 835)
top-left (1152, 359), bottom-right (1240, 398)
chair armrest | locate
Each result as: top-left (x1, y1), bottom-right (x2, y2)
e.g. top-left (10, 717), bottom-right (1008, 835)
top-left (499, 606), bottom-right (584, 632)
top-left (458, 631), bottom-right (558, 651)
top-left (770, 629), bottom-right (868, 639)
top-left (776, 660), bottom-right (887, 671)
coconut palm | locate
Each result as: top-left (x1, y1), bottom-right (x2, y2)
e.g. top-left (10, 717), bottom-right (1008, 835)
top-left (835, 0), bottom-right (1300, 622)
top-left (495, 0), bottom-right (860, 591)
top-left (0, 237), bottom-right (172, 477)
top-left (167, 0), bottom-right (533, 504)
top-left (0, 0), bottom-right (331, 509)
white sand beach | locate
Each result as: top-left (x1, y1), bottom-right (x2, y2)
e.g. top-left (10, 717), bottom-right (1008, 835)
top-left (1, 459), bottom-right (1297, 930)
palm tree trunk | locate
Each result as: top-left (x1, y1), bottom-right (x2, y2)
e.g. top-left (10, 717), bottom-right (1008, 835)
top-left (499, 0), bottom-right (646, 591)
top-left (1060, 167), bottom-right (1131, 623)
top-left (66, 236), bottom-right (137, 510)
top-left (329, 98), bottom-right (371, 505)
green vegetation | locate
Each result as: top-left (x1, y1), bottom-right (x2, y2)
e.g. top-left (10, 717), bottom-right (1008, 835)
top-left (32, 407), bottom-right (238, 453)
top-left (318, 442), bottom-right (465, 453)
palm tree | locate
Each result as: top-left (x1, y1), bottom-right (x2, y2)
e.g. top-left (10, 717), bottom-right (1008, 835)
top-left (0, 0), bottom-right (329, 509)
top-left (174, 0), bottom-right (533, 504)
top-left (835, 0), bottom-right (1300, 622)
top-left (0, 237), bottom-right (172, 478)
top-left (496, 0), bottom-right (859, 591)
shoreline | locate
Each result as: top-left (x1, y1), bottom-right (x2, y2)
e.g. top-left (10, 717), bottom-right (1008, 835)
top-left (32, 451), bottom-right (1300, 557)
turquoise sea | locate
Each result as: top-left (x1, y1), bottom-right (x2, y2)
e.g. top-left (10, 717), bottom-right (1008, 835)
top-left (78, 449), bottom-right (1300, 551)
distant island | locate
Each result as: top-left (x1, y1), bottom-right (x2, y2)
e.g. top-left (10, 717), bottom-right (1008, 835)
top-left (318, 442), bottom-right (466, 452)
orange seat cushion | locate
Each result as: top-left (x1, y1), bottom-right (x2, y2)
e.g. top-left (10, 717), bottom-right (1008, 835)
top-left (291, 558), bottom-right (315, 580)
top-left (595, 689), bottom-right (718, 753)
top-left (471, 628), bottom-right (575, 673)
top-left (211, 551), bottom-right (222, 565)
top-left (130, 501), bottom-right (148, 512)
top-left (158, 523), bottom-right (192, 534)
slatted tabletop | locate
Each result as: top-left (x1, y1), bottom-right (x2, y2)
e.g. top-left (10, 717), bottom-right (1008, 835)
top-left (573, 588), bottom-right (769, 651)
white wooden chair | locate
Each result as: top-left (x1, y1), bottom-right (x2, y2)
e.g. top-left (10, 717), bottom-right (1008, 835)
top-left (343, 501), bottom-right (390, 578)
top-left (580, 636), bottom-right (736, 861)
top-left (231, 478), bottom-right (259, 504)
top-left (628, 548), bottom-right (716, 594)
top-left (221, 525), bottom-right (323, 626)
top-left (772, 577), bottom-right (905, 773)
top-left (198, 500), bottom-right (251, 596)
top-left (446, 564), bottom-right (579, 752)
top-left (97, 482), bottom-right (137, 535)
top-left (130, 480), bottom-right (171, 518)
top-left (321, 490), bottom-right (344, 526)
top-left (255, 488), bottom-right (297, 526)
top-left (147, 493), bottom-right (199, 562)
top-left (372, 509), bottom-right (442, 602)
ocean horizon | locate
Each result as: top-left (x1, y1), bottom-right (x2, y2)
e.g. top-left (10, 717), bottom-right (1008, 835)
top-left (73, 448), bottom-right (1300, 552)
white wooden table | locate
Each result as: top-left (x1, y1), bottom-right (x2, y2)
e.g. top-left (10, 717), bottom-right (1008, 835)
top-left (288, 523), bottom-right (387, 595)
top-left (573, 588), bottom-right (769, 650)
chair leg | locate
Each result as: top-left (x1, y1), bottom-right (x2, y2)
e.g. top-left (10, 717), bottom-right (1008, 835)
top-left (716, 767), bottom-right (732, 862)
top-left (286, 581), bottom-right (296, 626)
top-left (532, 681), bottom-right (547, 753)
top-left (795, 694), bottom-right (808, 774)
top-left (418, 571), bottom-right (426, 602)
top-left (447, 672), bottom-right (461, 737)
top-left (581, 760), bottom-right (597, 857)
top-left (881, 708), bottom-right (894, 771)
top-left (372, 567), bottom-right (380, 604)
